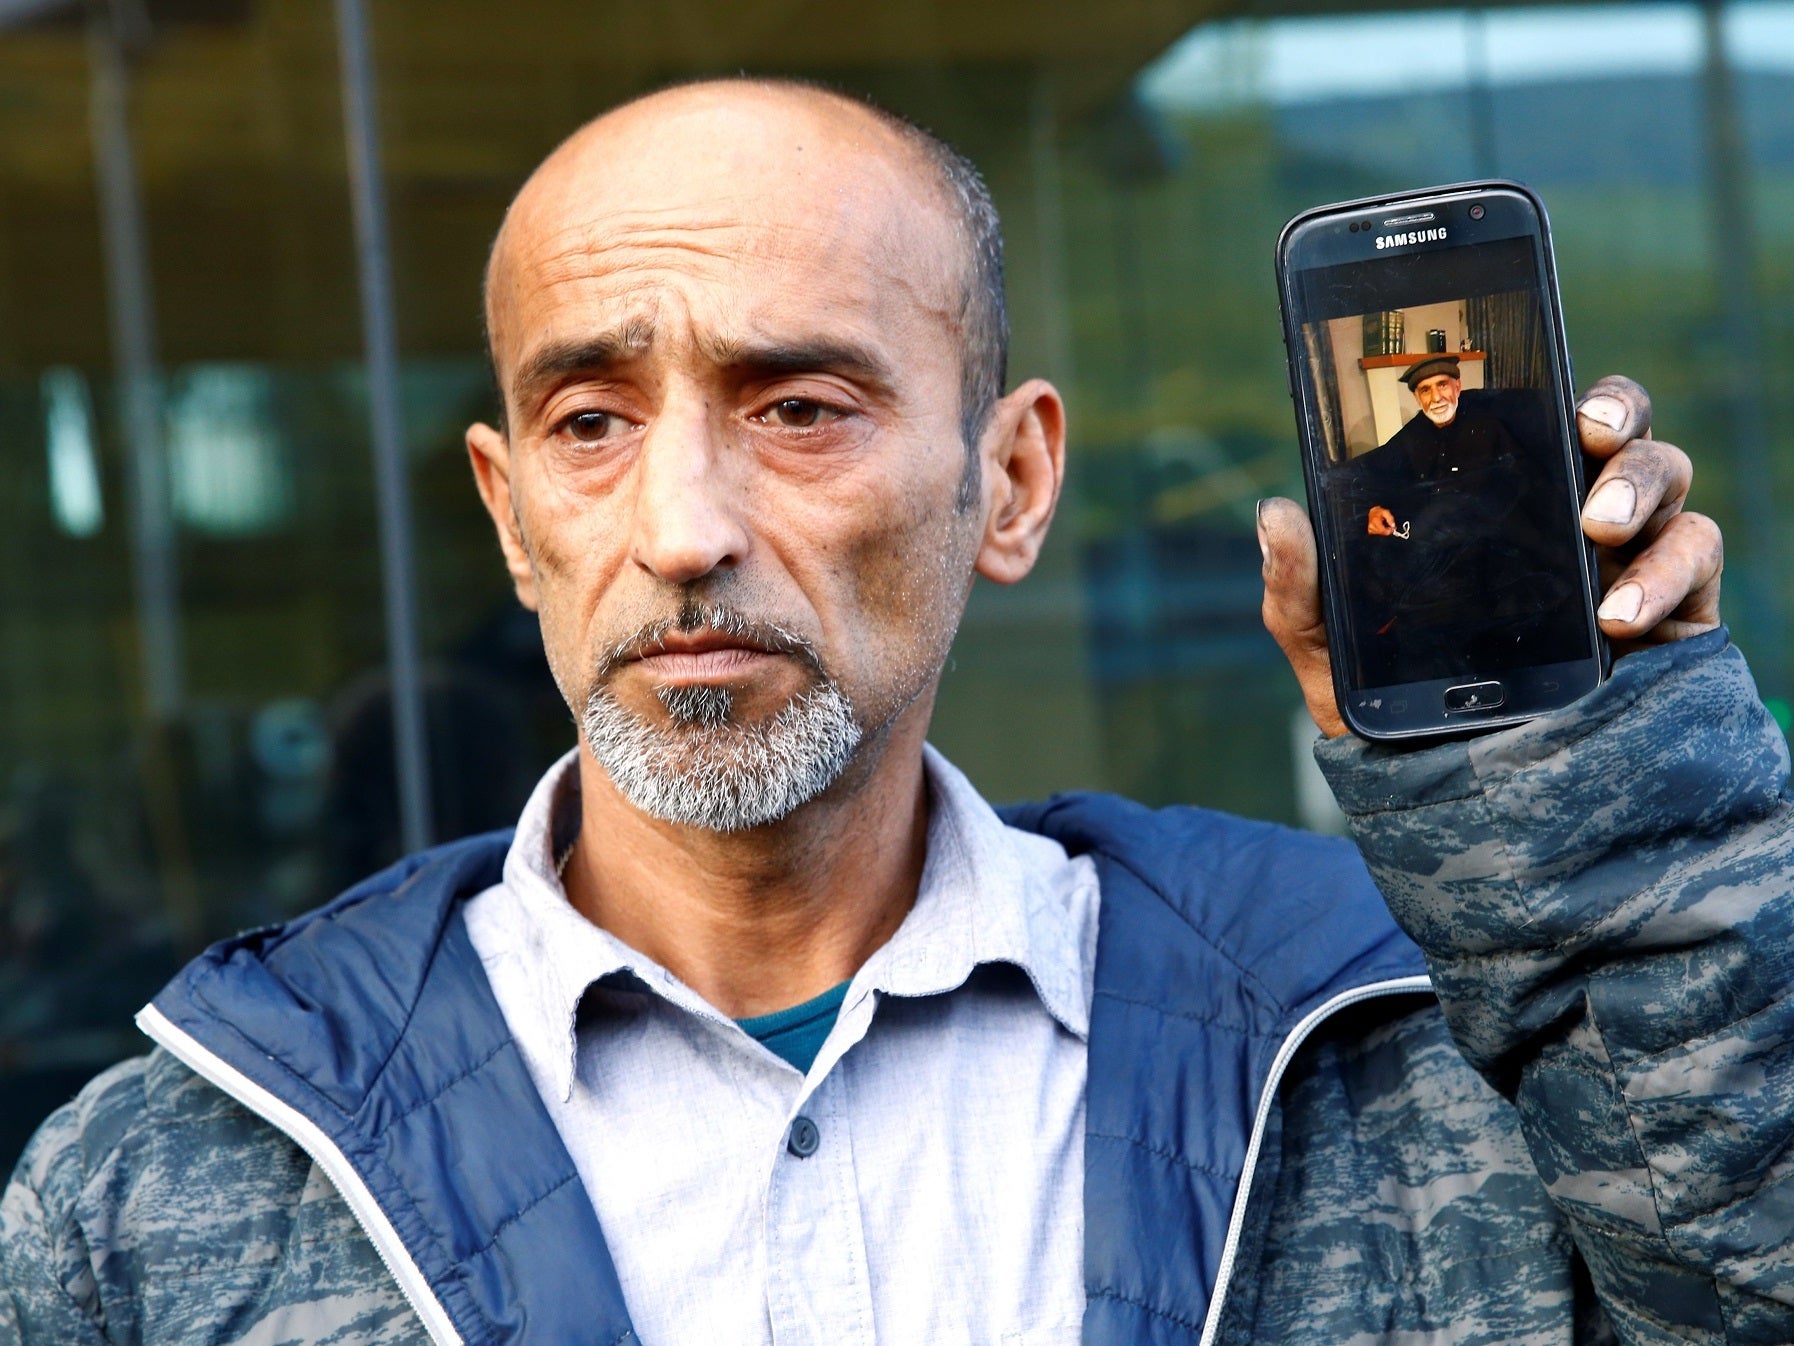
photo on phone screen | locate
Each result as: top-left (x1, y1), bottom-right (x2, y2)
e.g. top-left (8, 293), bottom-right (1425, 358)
top-left (1279, 184), bottom-right (1604, 738)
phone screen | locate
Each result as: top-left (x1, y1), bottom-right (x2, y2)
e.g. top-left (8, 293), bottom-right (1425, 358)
top-left (1280, 185), bottom-right (1603, 737)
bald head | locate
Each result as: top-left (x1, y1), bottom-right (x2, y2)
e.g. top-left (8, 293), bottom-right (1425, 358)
top-left (482, 78), bottom-right (1007, 451)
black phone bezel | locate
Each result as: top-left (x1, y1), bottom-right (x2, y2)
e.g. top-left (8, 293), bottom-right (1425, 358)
top-left (1274, 180), bottom-right (1610, 741)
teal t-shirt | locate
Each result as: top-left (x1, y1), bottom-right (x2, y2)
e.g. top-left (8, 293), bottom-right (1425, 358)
top-left (736, 980), bottom-right (851, 1075)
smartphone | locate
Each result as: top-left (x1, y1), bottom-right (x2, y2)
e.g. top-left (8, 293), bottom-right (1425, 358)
top-left (1275, 181), bottom-right (1608, 741)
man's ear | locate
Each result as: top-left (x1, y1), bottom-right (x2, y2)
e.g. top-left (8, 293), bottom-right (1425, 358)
top-left (466, 421), bottom-right (540, 610)
top-left (974, 378), bottom-right (1065, 585)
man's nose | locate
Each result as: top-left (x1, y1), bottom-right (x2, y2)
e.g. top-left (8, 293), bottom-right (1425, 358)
top-left (627, 398), bottom-right (750, 585)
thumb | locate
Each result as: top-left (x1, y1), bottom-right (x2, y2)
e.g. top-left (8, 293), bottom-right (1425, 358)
top-left (1258, 497), bottom-right (1347, 738)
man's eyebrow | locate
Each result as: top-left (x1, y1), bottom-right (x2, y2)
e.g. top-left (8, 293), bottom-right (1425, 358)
top-left (508, 327), bottom-right (899, 415)
top-left (511, 321), bottom-right (655, 408)
top-left (700, 336), bottom-right (896, 393)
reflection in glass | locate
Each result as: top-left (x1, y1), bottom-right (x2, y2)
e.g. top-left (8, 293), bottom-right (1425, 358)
top-left (42, 367), bottom-right (103, 538)
top-left (166, 365), bottom-right (293, 536)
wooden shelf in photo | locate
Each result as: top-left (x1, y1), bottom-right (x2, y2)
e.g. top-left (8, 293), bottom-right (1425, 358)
top-left (1358, 350), bottom-right (1487, 369)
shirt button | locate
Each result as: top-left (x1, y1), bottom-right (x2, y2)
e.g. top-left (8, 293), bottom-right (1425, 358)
top-left (787, 1115), bottom-right (821, 1158)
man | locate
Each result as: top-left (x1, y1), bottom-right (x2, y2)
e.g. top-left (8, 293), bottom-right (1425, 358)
top-left (1385, 355), bottom-right (1521, 457)
top-left (1330, 354), bottom-right (1588, 684)
top-left (1403, 354), bottom-right (1468, 429)
top-left (3, 79), bottom-right (1781, 1346)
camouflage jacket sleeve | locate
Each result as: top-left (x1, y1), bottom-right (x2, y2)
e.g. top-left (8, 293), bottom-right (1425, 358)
top-left (1315, 629), bottom-right (1794, 1344)
top-left (1, 1061), bottom-right (136, 1346)
top-left (2, 1050), bottom-right (423, 1346)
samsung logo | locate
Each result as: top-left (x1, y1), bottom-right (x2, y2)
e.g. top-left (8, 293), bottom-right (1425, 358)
top-left (1375, 226), bottom-right (1448, 249)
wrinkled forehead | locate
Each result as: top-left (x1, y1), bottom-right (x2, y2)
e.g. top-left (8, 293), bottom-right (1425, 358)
top-left (1415, 373), bottom-right (1460, 396)
top-left (485, 88), bottom-right (966, 377)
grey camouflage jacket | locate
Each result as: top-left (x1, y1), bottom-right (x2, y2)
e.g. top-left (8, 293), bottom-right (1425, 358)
top-left (4, 630), bottom-right (1792, 1344)
top-left (1311, 628), bottom-right (1794, 1343)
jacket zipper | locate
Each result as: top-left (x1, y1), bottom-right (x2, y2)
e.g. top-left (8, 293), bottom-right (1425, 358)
top-left (135, 1003), bottom-right (465, 1346)
top-left (1196, 974), bottom-right (1434, 1346)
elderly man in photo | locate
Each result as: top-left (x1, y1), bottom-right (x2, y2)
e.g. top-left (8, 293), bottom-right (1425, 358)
top-left (1406, 354), bottom-right (1465, 426)
top-left (1333, 350), bottom-right (1590, 684)
top-left (4, 78), bottom-right (1786, 1346)
top-left (1383, 354), bottom-right (1526, 459)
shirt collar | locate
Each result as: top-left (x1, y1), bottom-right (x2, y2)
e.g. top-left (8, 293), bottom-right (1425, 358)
top-left (488, 751), bottom-right (652, 1103)
top-left (861, 744), bottom-right (1090, 1042)
top-left (485, 744), bottom-right (1093, 1103)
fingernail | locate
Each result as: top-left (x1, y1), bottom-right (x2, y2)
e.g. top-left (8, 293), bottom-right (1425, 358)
top-left (1584, 478), bottom-right (1636, 525)
top-left (1597, 582), bottom-right (1643, 624)
top-left (1578, 395), bottom-right (1627, 432)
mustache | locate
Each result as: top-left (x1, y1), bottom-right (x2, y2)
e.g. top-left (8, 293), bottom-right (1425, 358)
top-left (595, 599), bottom-right (827, 682)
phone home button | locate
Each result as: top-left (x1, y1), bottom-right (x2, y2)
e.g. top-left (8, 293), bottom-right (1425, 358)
top-left (1442, 680), bottom-right (1506, 714)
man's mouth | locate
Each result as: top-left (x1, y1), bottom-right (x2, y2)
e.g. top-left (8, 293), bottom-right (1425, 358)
top-left (597, 604), bottom-right (823, 690)
top-left (633, 629), bottom-right (781, 685)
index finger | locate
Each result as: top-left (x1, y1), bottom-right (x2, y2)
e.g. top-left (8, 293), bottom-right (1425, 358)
top-left (1576, 374), bottom-right (1652, 459)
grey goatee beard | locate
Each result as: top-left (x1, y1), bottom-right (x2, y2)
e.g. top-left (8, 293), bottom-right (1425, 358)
top-left (581, 604), bottom-right (862, 832)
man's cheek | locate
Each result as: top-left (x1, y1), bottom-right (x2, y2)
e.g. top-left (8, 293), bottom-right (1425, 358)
top-left (534, 605), bottom-right (593, 714)
top-left (840, 508), bottom-right (978, 666)
top-left (851, 496), bottom-right (953, 603)
top-left (527, 530), bottom-right (622, 705)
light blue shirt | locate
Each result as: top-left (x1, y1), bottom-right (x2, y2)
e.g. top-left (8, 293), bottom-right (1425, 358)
top-left (463, 744), bottom-right (1099, 1346)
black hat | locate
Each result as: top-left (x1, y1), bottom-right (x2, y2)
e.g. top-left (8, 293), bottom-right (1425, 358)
top-left (1401, 356), bottom-right (1460, 390)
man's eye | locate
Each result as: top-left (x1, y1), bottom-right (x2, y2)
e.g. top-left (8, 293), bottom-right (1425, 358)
top-left (562, 411), bottom-right (622, 443)
top-left (765, 399), bottom-right (836, 428)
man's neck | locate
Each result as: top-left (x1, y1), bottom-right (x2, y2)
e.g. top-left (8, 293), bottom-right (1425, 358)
top-left (558, 716), bottom-right (932, 1020)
